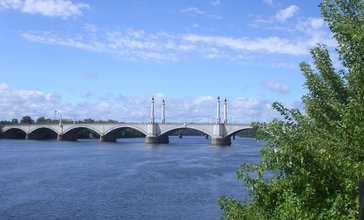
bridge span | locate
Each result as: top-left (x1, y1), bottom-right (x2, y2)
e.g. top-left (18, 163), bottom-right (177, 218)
top-left (1, 97), bottom-right (252, 145)
top-left (1, 122), bottom-right (251, 145)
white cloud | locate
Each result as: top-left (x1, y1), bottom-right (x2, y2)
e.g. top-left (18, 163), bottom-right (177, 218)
top-left (0, 0), bottom-right (89, 18)
top-left (20, 17), bottom-right (335, 62)
top-left (262, 80), bottom-right (289, 94)
top-left (180, 6), bottom-right (222, 20)
top-left (0, 0), bottom-right (22, 9)
top-left (295, 17), bottom-right (337, 48)
top-left (309, 18), bottom-right (324, 29)
top-left (182, 34), bottom-right (307, 55)
top-left (0, 82), bottom-right (63, 119)
top-left (296, 17), bottom-right (324, 31)
top-left (0, 83), bottom-right (286, 123)
top-left (180, 7), bottom-right (204, 15)
top-left (276, 5), bottom-right (299, 22)
top-left (21, 32), bottom-right (106, 52)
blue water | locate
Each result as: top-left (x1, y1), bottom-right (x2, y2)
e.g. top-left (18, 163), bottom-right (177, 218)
top-left (0, 137), bottom-right (263, 220)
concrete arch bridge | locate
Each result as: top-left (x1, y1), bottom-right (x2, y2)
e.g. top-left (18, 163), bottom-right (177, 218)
top-left (1, 123), bottom-right (252, 146)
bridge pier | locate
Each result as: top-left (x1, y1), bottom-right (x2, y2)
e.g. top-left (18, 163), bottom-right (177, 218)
top-left (100, 135), bottom-right (117, 142)
top-left (211, 137), bottom-right (231, 146)
top-left (145, 135), bottom-right (169, 144)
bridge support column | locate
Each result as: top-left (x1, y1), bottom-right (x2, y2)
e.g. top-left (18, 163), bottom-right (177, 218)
top-left (145, 135), bottom-right (169, 144)
top-left (211, 137), bottom-right (231, 146)
top-left (100, 135), bottom-right (117, 142)
top-left (211, 123), bottom-right (230, 145)
top-left (57, 134), bottom-right (77, 141)
top-left (145, 122), bottom-right (168, 144)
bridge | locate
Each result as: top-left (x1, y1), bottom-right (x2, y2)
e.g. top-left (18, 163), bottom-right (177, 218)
top-left (1, 97), bottom-right (252, 145)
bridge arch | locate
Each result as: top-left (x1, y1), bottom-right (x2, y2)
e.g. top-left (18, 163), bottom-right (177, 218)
top-left (63, 125), bottom-right (103, 135)
top-left (226, 127), bottom-right (253, 138)
top-left (3, 128), bottom-right (26, 139)
top-left (28, 127), bottom-right (58, 140)
top-left (160, 125), bottom-right (213, 137)
top-left (100, 126), bottom-right (147, 142)
top-left (104, 125), bottom-right (148, 137)
top-left (29, 126), bottom-right (59, 135)
top-left (61, 125), bottom-right (102, 141)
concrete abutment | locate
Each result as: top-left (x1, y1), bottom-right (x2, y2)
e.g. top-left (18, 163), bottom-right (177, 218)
top-left (211, 137), bottom-right (231, 146)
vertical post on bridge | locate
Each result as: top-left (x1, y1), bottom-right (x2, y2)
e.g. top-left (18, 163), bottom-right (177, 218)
top-left (145, 97), bottom-right (168, 144)
top-left (150, 97), bottom-right (155, 124)
top-left (212, 96), bottom-right (231, 145)
top-left (224, 98), bottom-right (227, 124)
top-left (216, 96), bottom-right (221, 124)
top-left (161, 99), bottom-right (165, 124)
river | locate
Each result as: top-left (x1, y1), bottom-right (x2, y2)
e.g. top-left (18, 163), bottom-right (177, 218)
top-left (0, 137), bottom-right (264, 220)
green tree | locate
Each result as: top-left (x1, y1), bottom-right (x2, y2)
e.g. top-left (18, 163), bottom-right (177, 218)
top-left (219, 0), bottom-right (364, 219)
top-left (20, 115), bottom-right (34, 124)
top-left (36, 117), bottom-right (53, 124)
top-left (83, 118), bottom-right (96, 123)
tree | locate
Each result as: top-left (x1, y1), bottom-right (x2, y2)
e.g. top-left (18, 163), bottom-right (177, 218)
top-left (20, 116), bottom-right (34, 124)
top-left (219, 0), bottom-right (364, 219)
top-left (11, 119), bottom-right (18, 124)
top-left (83, 118), bottom-right (95, 123)
top-left (36, 117), bottom-right (53, 124)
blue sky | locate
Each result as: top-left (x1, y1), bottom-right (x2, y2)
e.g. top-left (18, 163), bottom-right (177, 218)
top-left (0, 0), bottom-right (336, 122)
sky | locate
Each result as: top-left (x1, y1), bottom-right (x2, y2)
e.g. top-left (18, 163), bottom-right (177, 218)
top-left (0, 0), bottom-right (337, 123)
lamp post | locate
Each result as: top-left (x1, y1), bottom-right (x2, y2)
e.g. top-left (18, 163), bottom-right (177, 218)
top-left (150, 97), bottom-right (155, 124)
top-left (216, 96), bottom-right (221, 124)
top-left (224, 99), bottom-right (227, 124)
top-left (161, 99), bottom-right (165, 124)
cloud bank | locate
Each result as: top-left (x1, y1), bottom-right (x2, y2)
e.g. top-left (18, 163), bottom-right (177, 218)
top-left (0, 0), bottom-right (89, 18)
top-left (0, 83), bottom-right (284, 123)
top-left (20, 15), bottom-right (335, 62)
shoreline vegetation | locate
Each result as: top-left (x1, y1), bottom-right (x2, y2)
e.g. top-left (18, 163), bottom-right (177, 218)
top-left (219, 0), bottom-right (364, 219)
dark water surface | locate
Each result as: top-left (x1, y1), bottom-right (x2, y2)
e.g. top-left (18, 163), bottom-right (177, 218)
top-left (0, 137), bottom-right (264, 220)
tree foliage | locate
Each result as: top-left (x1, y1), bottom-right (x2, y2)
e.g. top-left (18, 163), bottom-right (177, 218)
top-left (20, 115), bottom-right (34, 124)
top-left (219, 0), bottom-right (364, 219)
top-left (36, 117), bottom-right (53, 124)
